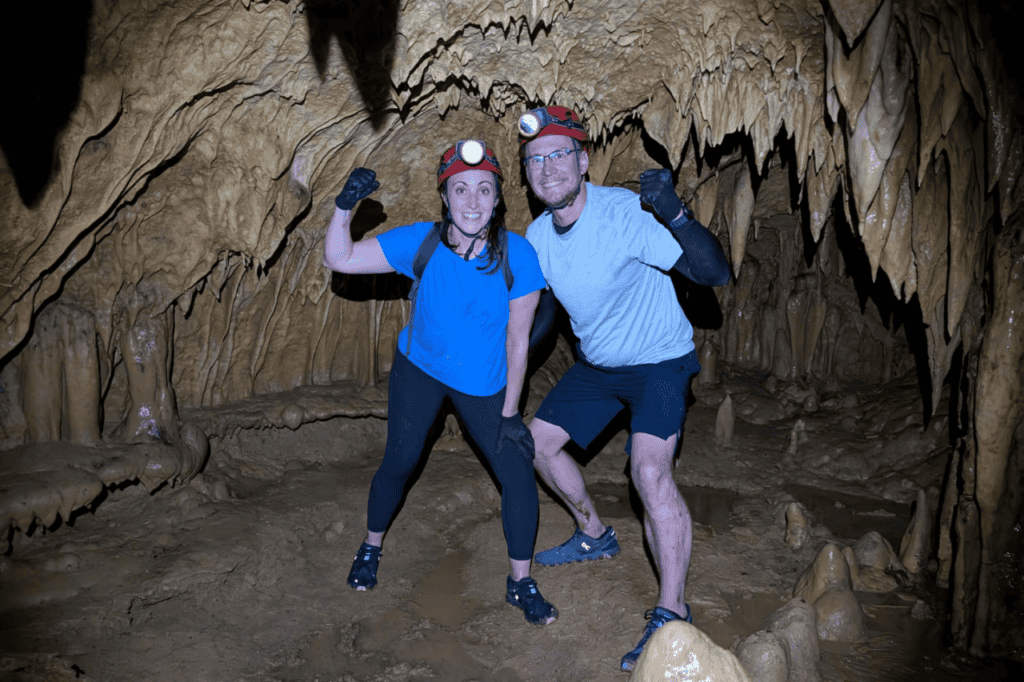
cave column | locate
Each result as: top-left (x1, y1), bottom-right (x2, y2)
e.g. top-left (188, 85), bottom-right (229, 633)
top-left (114, 284), bottom-right (181, 444)
top-left (955, 225), bottom-right (1024, 655)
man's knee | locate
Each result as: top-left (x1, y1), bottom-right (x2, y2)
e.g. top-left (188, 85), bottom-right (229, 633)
top-left (528, 418), bottom-right (570, 459)
top-left (630, 433), bottom-right (677, 489)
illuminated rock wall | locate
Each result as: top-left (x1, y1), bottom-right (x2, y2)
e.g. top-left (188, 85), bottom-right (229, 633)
top-left (1, 0), bottom-right (1021, 656)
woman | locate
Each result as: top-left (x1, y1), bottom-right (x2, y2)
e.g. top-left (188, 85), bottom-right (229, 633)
top-left (322, 139), bottom-right (557, 625)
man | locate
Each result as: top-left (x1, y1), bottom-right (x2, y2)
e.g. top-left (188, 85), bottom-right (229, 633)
top-left (516, 106), bottom-right (730, 671)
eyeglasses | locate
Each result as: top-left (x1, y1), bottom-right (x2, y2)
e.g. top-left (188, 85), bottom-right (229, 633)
top-left (523, 148), bottom-right (581, 169)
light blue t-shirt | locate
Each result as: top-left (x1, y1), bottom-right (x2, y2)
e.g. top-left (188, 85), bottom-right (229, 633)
top-left (526, 183), bottom-right (692, 367)
top-left (378, 221), bottom-right (547, 396)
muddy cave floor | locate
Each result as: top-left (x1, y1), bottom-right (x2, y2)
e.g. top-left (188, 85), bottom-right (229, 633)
top-left (0, 368), bottom-right (1018, 681)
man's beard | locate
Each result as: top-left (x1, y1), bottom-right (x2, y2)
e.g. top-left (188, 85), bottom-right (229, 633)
top-left (540, 177), bottom-right (582, 210)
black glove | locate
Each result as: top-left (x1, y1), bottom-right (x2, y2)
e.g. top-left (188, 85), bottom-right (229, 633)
top-left (639, 168), bottom-right (690, 224)
top-left (497, 414), bottom-right (535, 462)
top-left (335, 167), bottom-right (380, 210)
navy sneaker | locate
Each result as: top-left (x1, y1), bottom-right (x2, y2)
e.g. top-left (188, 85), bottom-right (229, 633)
top-left (506, 575), bottom-right (558, 625)
top-left (620, 605), bottom-right (691, 672)
top-left (534, 526), bottom-right (620, 566)
top-left (347, 542), bottom-right (382, 590)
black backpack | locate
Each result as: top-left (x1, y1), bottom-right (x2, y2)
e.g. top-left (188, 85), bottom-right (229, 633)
top-left (405, 222), bottom-right (513, 353)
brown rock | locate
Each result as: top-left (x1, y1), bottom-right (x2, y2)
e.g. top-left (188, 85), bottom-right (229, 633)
top-left (630, 620), bottom-right (752, 681)
top-left (766, 598), bottom-right (820, 682)
top-left (793, 542), bottom-right (852, 603)
top-left (814, 587), bottom-right (867, 642)
top-left (734, 630), bottom-right (789, 682)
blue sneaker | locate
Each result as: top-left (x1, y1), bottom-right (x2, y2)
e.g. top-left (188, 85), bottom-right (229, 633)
top-left (506, 575), bottom-right (558, 625)
top-left (347, 542), bottom-right (381, 590)
top-left (534, 526), bottom-right (620, 566)
top-left (619, 605), bottom-right (691, 672)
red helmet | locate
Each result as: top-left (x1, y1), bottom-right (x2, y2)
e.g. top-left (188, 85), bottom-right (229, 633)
top-left (517, 106), bottom-right (587, 146)
top-left (437, 139), bottom-right (502, 187)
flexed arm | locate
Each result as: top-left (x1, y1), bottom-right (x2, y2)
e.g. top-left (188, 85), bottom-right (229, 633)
top-left (639, 169), bottom-right (731, 287)
top-left (323, 168), bottom-right (394, 274)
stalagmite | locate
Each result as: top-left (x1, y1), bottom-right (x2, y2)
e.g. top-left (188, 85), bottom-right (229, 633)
top-left (698, 338), bottom-right (718, 387)
top-left (765, 598), bottom-right (820, 682)
top-left (899, 488), bottom-right (932, 573)
top-left (785, 501), bottom-right (811, 550)
top-left (734, 630), bottom-right (789, 682)
top-left (786, 419), bottom-right (806, 458)
top-left (794, 542), bottom-right (852, 604)
top-left (715, 395), bottom-right (734, 447)
top-left (844, 543), bottom-right (897, 593)
top-left (629, 620), bottom-right (752, 681)
top-left (814, 587), bottom-right (867, 642)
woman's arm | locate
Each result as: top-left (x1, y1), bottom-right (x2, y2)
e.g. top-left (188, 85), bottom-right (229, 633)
top-left (322, 167), bottom-right (395, 275)
top-left (503, 289), bottom-right (541, 417)
top-left (323, 206), bottom-right (394, 274)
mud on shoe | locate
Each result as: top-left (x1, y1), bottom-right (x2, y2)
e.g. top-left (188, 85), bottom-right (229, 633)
top-left (347, 542), bottom-right (381, 590)
top-left (619, 605), bottom-right (691, 672)
top-left (534, 526), bottom-right (620, 566)
top-left (506, 576), bottom-right (558, 626)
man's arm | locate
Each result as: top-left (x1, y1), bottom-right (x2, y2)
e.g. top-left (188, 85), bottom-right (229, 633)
top-left (666, 212), bottom-right (731, 287)
top-left (639, 169), bottom-right (730, 287)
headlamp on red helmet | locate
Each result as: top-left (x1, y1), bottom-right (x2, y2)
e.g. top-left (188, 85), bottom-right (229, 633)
top-left (517, 106), bottom-right (587, 146)
top-left (437, 140), bottom-right (502, 187)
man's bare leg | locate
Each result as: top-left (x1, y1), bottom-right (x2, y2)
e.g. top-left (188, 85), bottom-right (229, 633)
top-left (630, 431), bottom-right (691, 617)
top-left (528, 418), bottom-right (607, 538)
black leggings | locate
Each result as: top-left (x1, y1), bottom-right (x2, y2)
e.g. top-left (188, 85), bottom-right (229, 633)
top-left (366, 349), bottom-right (539, 561)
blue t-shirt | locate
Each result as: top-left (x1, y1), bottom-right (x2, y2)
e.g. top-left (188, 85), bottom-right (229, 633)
top-left (378, 221), bottom-right (547, 396)
top-left (526, 183), bottom-right (692, 366)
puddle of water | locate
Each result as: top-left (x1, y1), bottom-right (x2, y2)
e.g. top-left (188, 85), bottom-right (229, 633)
top-left (702, 591), bottom-right (789, 651)
top-left (588, 482), bottom-right (739, 531)
top-left (786, 483), bottom-right (911, 547)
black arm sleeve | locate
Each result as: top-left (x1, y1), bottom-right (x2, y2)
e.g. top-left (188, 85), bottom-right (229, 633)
top-left (528, 287), bottom-right (557, 356)
top-left (668, 213), bottom-right (731, 287)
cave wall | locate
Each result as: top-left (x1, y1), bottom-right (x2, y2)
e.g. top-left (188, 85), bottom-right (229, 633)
top-left (1, 0), bottom-right (1022, 658)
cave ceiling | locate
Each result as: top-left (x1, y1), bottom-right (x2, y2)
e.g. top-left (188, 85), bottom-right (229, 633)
top-left (1, 0), bottom-right (1021, 408)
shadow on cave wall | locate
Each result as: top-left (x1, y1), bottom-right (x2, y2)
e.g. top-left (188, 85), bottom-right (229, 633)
top-left (0, 2), bottom-right (92, 207)
top-left (305, 0), bottom-right (400, 130)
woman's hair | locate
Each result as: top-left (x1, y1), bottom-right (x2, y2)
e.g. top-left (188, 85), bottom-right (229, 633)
top-left (439, 180), bottom-right (507, 274)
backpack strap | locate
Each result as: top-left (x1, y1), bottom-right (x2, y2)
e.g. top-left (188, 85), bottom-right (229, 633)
top-left (406, 222), bottom-right (444, 354)
top-left (413, 222), bottom-right (444, 281)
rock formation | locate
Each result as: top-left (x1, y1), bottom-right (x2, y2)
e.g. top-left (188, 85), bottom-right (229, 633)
top-left (1, 0), bottom-right (1021, 658)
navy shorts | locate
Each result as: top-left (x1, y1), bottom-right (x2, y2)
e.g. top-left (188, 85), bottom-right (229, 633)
top-left (535, 350), bottom-right (700, 451)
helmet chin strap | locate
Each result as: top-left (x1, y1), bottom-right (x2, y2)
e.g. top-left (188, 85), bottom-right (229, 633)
top-left (446, 208), bottom-right (494, 261)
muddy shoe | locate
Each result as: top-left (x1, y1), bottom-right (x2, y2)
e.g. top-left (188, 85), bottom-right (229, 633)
top-left (620, 605), bottom-right (691, 672)
top-left (534, 526), bottom-right (620, 566)
top-left (506, 576), bottom-right (558, 626)
top-left (346, 542), bottom-right (381, 590)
